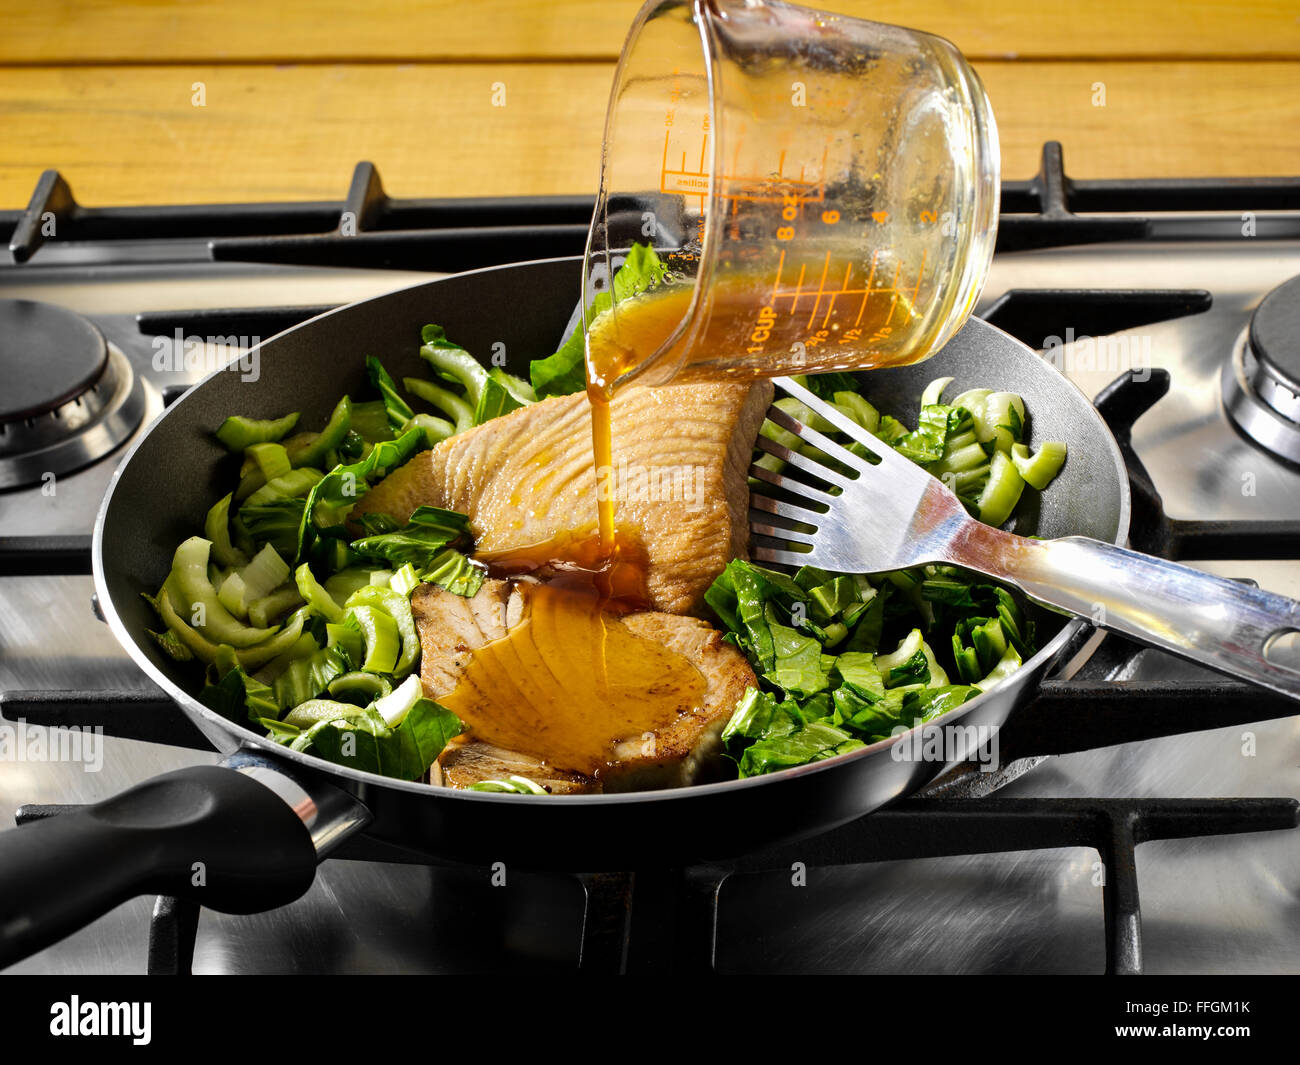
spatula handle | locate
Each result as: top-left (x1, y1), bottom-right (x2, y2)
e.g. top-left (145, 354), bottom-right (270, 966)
top-left (951, 524), bottom-right (1300, 700)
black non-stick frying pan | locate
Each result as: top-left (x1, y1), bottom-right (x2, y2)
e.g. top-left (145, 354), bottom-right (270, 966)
top-left (0, 255), bottom-right (1131, 967)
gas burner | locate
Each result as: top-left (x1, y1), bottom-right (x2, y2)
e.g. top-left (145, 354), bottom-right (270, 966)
top-left (1222, 274), bottom-right (1300, 465)
top-left (0, 299), bottom-right (146, 490)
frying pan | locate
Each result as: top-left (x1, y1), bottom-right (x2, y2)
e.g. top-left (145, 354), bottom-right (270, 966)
top-left (0, 255), bottom-right (1130, 967)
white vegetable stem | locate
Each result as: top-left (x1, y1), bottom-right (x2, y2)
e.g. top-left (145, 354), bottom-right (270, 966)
top-left (374, 673), bottom-right (424, 726)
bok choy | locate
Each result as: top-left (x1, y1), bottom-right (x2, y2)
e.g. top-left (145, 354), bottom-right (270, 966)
top-left (710, 373), bottom-right (1065, 779)
top-left (144, 333), bottom-right (522, 783)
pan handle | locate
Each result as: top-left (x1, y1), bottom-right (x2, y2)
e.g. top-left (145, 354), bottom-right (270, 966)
top-left (0, 753), bottom-right (370, 970)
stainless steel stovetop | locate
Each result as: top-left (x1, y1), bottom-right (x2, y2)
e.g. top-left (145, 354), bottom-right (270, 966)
top-left (1, 236), bottom-right (1298, 974)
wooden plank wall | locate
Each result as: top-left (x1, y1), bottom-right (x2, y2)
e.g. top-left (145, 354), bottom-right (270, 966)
top-left (1, 0), bottom-right (1298, 206)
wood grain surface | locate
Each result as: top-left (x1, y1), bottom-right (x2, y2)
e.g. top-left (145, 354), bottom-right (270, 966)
top-left (2, 1), bottom-right (1297, 207)
top-left (6, 1), bottom-right (1299, 61)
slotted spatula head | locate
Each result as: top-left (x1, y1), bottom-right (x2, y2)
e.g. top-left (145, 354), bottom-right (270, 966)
top-left (749, 376), bottom-right (972, 573)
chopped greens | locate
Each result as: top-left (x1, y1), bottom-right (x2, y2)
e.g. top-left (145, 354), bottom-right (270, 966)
top-left (279, 697), bottom-right (462, 782)
top-left (713, 372), bottom-right (1066, 779)
top-left (366, 356), bottom-right (416, 434)
top-left (419, 325), bottom-right (489, 406)
top-left (151, 324), bottom-right (528, 783)
top-left (752, 375), bottom-right (1066, 522)
top-left (215, 411), bottom-right (300, 452)
top-left (349, 506), bottom-right (472, 568)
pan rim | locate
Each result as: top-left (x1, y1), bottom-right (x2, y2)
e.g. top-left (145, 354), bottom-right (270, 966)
top-left (92, 255), bottom-right (1132, 806)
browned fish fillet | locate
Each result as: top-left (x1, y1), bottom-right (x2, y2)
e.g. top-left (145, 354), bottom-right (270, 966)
top-left (434, 739), bottom-right (594, 795)
top-left (354, 380), bottom-right (773, 615)
top-left (414, 579), bottom-right (756, 794)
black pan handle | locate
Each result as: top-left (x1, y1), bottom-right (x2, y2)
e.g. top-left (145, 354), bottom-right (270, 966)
top-left (0, 764), bottom-right (323, 969)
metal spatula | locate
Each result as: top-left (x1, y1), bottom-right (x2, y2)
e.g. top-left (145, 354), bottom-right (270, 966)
top-left (749, 376), bottom-right (1300, 701)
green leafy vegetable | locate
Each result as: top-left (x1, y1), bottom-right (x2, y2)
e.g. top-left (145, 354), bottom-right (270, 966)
top-left (708, 369), bottom-right (1065, 780)
top-left (1011, 440), bottom-right (1068, 490)
top-left (215, 411), bottom-right (300, 452)
top-left (282, 698), bottom-right (463, 781)
top-left (419, 325), bottom-right (489, 406)
top-left (529, 243), bottom-right (668, 398)
top-left (348, 505), bottom-right (471, 568)
top-left (790, 371), bottom-right (860, 401)
top-left (199, 647), bottom-right (280, 726)
top-left (472, 374), bottom-right (526, 426)
top-left (240, 499), bottom-right (307, 557)
top-left (344, 584), bottom-right (421, 678)
top-left (467, 775), bottom-right (549, 795)
top-left (366, 357), bottom-right (415, 433)
top-left (893, 404), bottom-right (965, 465)
top-left (287, 396), bottom-right (353, 469)
top-left (349, 400), bottom-right (395, 443)
top-left (272, 644), bottom-right (350, 712)
top-left (720, 688), bottom-right (801, 754)
top-left (244, 441), bottom-right (291, 482)
top-left (204, 492), bottom-right (248, 569)
top-left (767, 612), bottom-right (831, 697)
top-left (294, 425), bottom-right (427, 565)
top-left (421, 547), bottom-right (486, 598)
top-left (737, 721), bottom-right (865, 778)
top-left (403, 377), bottom-right (474, 434)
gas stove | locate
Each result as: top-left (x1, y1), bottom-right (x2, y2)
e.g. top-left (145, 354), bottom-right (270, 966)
top-left (1, 145), bottom-right (1297, 974)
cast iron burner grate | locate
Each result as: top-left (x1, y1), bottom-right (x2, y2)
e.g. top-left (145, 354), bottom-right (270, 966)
top-left (3, 371), bottom-right (1298, 974)
top-left (4, 143), bottom-right (1299, 268)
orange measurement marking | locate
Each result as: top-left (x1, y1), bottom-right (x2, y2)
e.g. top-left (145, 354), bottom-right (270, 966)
top-left (771, 249), bottom-right (786, 303)
top-left (823, 261), bottom-right (853, 328)
top-left (854, 251), bottom-right (880, 327)
top-left (806, 251), bottom-right (831, 327)
top-left (789, 262), bottom-right (807, 315)
top-left (884, 261), bottom-right (902, 324)
top-left (871, 211), bottom-right (889, 224)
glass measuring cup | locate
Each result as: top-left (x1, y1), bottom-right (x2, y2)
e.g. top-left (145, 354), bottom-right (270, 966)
top-left (583, 0), bottom-right (1000, 393)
